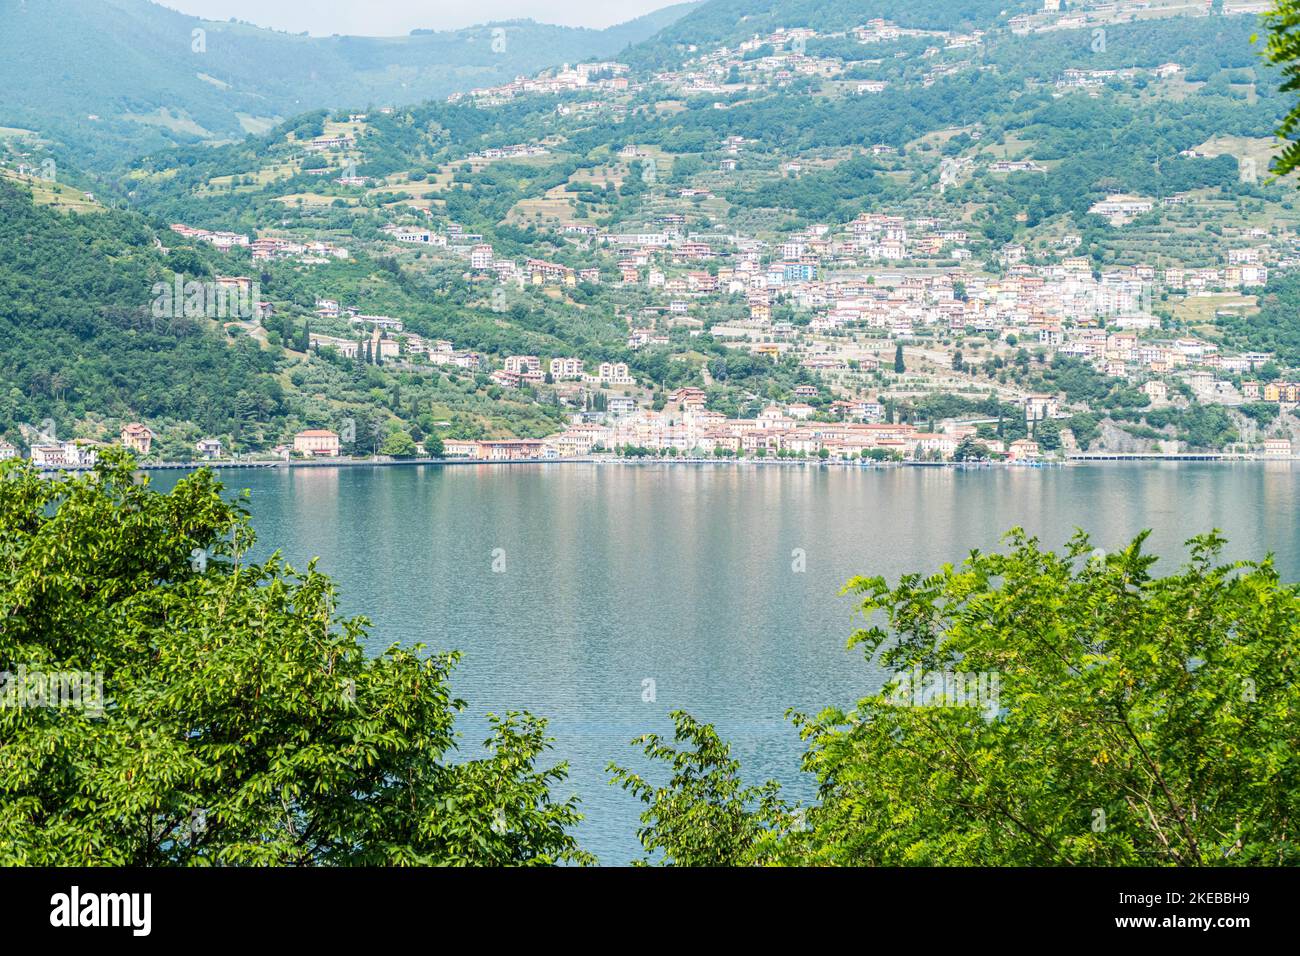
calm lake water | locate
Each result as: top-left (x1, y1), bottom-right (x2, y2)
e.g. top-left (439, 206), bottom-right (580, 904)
top-left (160, 460), bottom-right (1300, 863)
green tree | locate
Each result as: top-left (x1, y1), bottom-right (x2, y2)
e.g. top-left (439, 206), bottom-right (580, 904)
top-left (1264, 4), bottom-right (1300, 177)
top-left (609, 713), bottom-right (787, 866)
top-left (952, 436), bottom-right (991, 461)
top-left (380, 428), bottom-right (417, 458)
top-left (615, 530), bottom-right (1299, 866)
top-left (0, 454), bottom-right (592, 865)
top-left (894, 343), bottom-right (906, 374)
top-left (1034, 418), bottom-right (1062, 450)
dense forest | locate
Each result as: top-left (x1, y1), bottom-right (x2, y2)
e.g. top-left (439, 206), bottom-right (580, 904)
top-left (0, 182), bottom-right (570, 456)
top-left (0, 182), bottom-right (283, 443)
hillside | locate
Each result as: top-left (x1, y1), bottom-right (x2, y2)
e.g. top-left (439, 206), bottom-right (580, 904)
top-left (0, 0), bottom-right (699, 168)
top-left (626, 0), bottom-right (1036, 68)
top-left (4, 0), bottom-right (1300, 461)
top-left (0, 178), bottom-right (572, 457)
top-left (0, 179), bottom-right (282, 440)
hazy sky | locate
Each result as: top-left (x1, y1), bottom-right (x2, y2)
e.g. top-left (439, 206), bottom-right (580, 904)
top-left (157, 1), bottom-right (682, 35)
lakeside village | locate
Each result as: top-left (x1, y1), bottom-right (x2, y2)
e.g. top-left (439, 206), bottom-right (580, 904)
top-left (16, 214), bottom-right (1300, 469)
top-left (8, 359), bottom-right (1298, 471)
top-left (13, 2), bottom-right (1300, 471)
top-left (118, 204), bottom-right (1300, 467)
top-left (8, 384), bottom-right (1296, 470)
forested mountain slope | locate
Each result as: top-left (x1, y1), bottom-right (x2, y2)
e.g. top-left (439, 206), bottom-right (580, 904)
top-left (0, 0), bottom-right (698, 167)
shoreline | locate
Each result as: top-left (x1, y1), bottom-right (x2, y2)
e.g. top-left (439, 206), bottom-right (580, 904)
top-left (65, 452), bottom-right (1300, 473)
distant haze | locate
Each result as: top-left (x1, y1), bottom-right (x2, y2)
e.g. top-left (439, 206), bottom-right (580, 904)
top-left (157, 0), bottom-right (683, 35)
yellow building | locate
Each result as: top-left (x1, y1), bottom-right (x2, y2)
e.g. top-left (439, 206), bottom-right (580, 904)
top-left (120, 423), bottom-right (153, 456)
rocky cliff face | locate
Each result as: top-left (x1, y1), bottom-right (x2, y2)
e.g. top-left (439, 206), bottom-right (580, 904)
top-left (1094, 420), bottom-right (1175, 454)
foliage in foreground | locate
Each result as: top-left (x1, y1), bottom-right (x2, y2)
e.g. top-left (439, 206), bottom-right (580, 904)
top-left (5, 452), bottom-right (1295, 867)
top-left (0, 453), bottom-right (591, 865)
top-left (1265, 1), bottom-right (1300, 178)
top-left (615, 531), bottom-right (1299, 865)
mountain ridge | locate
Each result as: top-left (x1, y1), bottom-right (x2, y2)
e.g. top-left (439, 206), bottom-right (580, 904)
top-left (0, 0), bottom-right (701, 166)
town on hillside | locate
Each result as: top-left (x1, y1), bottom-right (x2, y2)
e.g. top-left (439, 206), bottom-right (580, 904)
top-left (4, 0), bottom-right (1299, 468)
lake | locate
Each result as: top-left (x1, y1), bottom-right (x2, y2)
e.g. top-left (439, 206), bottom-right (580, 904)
top-left (159, 460), bottom-right (1300, 863)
